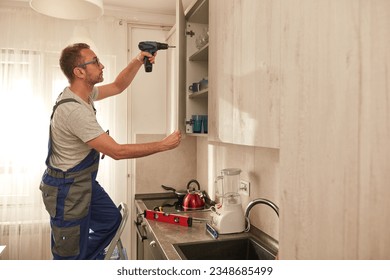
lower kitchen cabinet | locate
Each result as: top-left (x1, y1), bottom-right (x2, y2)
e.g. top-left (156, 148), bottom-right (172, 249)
top-left (135, 208), bottom-right (166, 260)
top-left (140, 231), bottom-right (165, 260)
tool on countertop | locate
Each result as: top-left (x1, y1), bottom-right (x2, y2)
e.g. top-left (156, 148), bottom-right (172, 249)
top-left (138, 41), bottom-right (175, 72)
top-left (144, 209), bottom-right (193, 227)
top-left (144, 209), bottom-right (210, 227)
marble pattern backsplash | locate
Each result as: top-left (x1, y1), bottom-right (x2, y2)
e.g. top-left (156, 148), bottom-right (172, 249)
top-left (135, 134), bottom-right (197, 194)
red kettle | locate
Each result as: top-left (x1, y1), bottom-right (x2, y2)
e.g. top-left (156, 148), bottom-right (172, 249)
top-left (182, 179), bottom-right (205, 210)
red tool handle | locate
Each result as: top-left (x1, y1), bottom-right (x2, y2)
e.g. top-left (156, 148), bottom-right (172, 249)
top-left (144, 210), bottom-right (192, 227)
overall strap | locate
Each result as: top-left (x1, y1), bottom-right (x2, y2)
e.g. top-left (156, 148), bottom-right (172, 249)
top-left (50, 98), bottom-right (80, 120)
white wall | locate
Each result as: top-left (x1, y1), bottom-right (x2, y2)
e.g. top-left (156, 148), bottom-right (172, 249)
top-left (128, 27), bottom-right (170, 135)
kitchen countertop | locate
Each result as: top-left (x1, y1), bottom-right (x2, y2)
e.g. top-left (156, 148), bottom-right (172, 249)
top-left (135, 193), bottom-right (278, 260)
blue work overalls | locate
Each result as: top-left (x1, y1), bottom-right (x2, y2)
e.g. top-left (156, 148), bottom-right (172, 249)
top-left (40, 98), bottom-right (121, 260)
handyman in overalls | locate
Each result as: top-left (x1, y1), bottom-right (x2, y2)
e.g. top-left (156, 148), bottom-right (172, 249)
top-left (40, 43), bottom-right (181, 259)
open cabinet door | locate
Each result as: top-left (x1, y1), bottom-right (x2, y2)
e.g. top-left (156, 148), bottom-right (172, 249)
top-left (166, 0), bottom-right (186, 134)
top-left (176, 0), bottom-right (186, 133)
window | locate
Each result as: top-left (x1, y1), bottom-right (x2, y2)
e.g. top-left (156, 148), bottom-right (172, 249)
top-left (0, 49), bottom-right (67, 210)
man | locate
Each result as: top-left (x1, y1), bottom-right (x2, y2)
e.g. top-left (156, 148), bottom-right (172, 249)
top-left (40, 43), bottom-right (181, 259)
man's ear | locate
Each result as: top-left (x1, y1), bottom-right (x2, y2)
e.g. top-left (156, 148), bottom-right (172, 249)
top-left (73, 67), bottom-right (85, 79)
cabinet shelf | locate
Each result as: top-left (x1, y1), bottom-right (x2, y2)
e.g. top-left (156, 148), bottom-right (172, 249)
top-left (187, 133), bottom-right (208, 137)
top-left (181, 0), bottom-right (209, 136)
top-left (186, 0), bottom-right (209, 24)
top-left (189, 43), bottom-right (209, 61)
top-left (189, 89), bottom-right (208, 99)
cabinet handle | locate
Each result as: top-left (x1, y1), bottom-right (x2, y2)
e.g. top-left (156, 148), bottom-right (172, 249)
top-left (134, 220), bottom-right (147, 241)
top-left (149, 240), bottom-right (156, 248)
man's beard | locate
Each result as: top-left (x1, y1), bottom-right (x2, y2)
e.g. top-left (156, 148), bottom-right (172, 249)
top-left (86, 73), bottom-right (103, 86)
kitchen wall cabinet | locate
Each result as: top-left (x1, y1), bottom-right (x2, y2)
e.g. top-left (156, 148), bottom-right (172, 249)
top-left (279, 0), bottom-right (390, 259)
top-left (183, 0), bottom-right (209, 135)
top-left (209, 0), bottom-right (280, 148)
top-left (169, 0), bottom-right (209, 136)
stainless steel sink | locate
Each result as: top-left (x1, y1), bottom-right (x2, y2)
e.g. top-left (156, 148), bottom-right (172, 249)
top-left (173, 237), bottom-right (276, 260)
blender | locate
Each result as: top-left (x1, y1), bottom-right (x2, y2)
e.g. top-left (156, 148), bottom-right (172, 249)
top-left (211, 168), bottom-right (245, 234)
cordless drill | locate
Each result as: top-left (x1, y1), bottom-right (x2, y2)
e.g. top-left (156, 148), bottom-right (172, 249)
top-left (138, 41), bottom-right (175, 72)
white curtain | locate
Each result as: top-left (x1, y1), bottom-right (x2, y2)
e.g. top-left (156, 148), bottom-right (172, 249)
top-left (0, 5), bottom-right (128, 259)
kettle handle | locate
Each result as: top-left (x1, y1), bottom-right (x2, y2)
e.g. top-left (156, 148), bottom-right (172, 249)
top-left (187, 179), bottom-right (200, 191)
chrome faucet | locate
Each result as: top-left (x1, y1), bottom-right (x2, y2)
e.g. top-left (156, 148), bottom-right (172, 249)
top-left (245, 198), bottom-right (279, 219)
top-left (244, 198), bottom-right (280, 256)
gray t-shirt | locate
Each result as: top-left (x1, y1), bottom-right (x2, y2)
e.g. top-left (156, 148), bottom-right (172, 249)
top-left (49, 87), bottom-right (105, 171)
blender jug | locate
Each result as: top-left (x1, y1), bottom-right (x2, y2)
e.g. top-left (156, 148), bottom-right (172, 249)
top-left (214, 168), bottom-right (241, 201)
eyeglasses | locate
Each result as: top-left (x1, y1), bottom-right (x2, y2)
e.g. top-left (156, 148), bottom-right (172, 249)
top-left (77, 57), bottom-right (101, 68)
